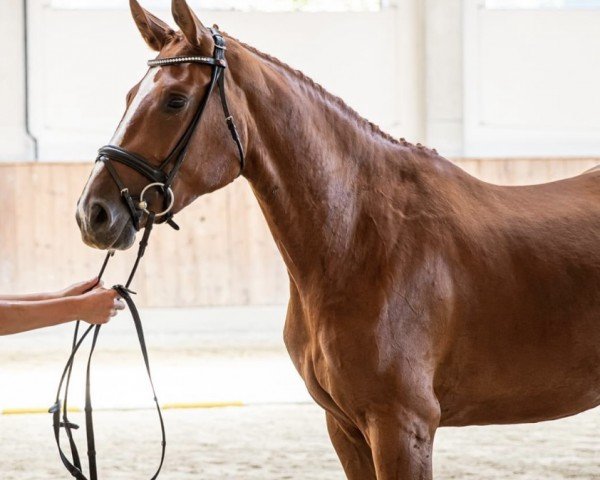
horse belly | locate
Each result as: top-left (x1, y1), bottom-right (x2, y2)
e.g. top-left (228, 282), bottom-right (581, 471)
top-left (437, 308), bottom-right (600, 427)
top-left (439, 383), bottom-right (600, 427)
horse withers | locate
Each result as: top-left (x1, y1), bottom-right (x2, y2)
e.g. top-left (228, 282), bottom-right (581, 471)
top-left (76, 1), bottom-right (600, 478)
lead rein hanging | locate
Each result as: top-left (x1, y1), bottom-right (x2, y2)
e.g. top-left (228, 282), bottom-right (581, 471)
top-left (51, 214), bottom-right (166, 480)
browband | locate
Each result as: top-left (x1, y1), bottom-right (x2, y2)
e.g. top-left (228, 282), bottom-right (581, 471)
top-left (147, 56), bottom-right (227, 68)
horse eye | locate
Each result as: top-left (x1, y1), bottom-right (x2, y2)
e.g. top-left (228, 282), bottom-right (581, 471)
top-left (166, 96), bottom-right (188, 110)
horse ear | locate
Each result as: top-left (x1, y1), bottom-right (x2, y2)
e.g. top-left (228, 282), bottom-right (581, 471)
top-left (171, 0), bottom-right (205, 48)
top-left (130, 0), bottom-right (173, 51)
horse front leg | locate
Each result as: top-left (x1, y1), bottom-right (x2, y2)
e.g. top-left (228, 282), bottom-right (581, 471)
top-left (326, 412), bottom-right (377, 480)
top-left (366, 401), bottom-right (440, 480)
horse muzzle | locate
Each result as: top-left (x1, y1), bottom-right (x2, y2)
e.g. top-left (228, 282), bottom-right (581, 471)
top-left (76, 196), bottom-right (136, 250)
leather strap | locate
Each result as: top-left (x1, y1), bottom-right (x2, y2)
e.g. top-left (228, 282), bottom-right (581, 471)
top-left (218, 70), bottom-right (245, 172)
top-left (52, 215), bottom-right (166, 479)
top-left (85, 326), bottom-right (101, 480)
top-left (101, 158), bottom-right (143, 230)
top-left (98, 146), bottom-right (167, 183)
top-left (163, 65), bottom-right (222, 188)
top-left (51, 252), bottom-right (113, 479)
top-left (50, 322), bottom-right (96, 480)
top-left (147, 56), bottom-right (227, 68)
top-left (113, 285), bottom-right (166, 480)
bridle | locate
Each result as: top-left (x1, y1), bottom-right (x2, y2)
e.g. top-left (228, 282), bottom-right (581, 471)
top-left (97, 26), bottom-right (245, 231)
top-left (51, 27), bottom-right (244, 480)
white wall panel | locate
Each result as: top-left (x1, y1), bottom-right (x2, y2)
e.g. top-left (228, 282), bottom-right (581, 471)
top-left (8, 1), bottom-right (600, 160)
top-left (464, 1), bottom-right (600, 156)
top-left (0, 0), bottom-right (35, 160)
top-left (26, 1), bottom-right (424, 161)
top-left (425, 0), bottom-right (463, 156)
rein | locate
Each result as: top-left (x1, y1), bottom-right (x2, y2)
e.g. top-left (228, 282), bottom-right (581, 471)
top-left (51, 27), bottom-right (244, 479)
top-left (50, 216), bottom-right (163, 480)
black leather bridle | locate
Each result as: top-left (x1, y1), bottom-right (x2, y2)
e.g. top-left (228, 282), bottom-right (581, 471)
top-left (51, 27), bottom-right (244, 480)
top-left (97, 27), bottom-right (244, 231)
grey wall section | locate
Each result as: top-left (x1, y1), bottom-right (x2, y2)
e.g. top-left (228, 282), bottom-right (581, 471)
top-left (425, 0), bottom-right (463, 156)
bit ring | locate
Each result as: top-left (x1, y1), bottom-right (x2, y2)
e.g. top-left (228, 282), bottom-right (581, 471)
top-left (138, 182), bottom-right (174, 218)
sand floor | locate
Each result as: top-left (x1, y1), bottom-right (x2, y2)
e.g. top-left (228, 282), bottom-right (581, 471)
top-left (1, 308), bottom-right (600, 479)
top-left (1, 404), bottom-right (600, 479)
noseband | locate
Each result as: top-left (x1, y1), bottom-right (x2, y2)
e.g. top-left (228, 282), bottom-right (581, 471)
top-left (97, 27), bottom-right (245, 231)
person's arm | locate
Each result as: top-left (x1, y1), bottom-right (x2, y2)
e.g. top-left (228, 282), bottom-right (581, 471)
top-left (0, 277), bottom-right (99, 302)
top-left (0, 287), bottom-right (124, 336)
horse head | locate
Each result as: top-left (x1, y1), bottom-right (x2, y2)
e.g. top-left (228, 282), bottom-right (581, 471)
top-left (76, 0), bottom-right (246, 250)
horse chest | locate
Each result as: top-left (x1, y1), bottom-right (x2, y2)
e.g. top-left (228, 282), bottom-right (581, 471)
top-left (297, 343), bottom-right (358, 424)
top-left (283, 307), bottom-right (348, 415)
top-left (285, 321), bottom-right (336, 404)
top-left (284, 305), bottom-right (382, 424)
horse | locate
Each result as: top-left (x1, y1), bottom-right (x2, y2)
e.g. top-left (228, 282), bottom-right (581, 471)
top-left (75, 1), bottom-right (600, 478)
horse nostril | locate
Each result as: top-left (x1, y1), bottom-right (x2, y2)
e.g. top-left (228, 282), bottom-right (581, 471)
top-left (90, 201), bottom-right (111, 229)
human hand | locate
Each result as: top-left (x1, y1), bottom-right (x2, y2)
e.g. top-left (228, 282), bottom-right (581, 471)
top-left (54, 277), bottom-right (101, 299)
top-left (76, 288), bottom-right (125, 325)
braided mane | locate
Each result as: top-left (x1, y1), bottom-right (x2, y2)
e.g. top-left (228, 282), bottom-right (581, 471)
top-left (225, 33), bottom-right (413, 149)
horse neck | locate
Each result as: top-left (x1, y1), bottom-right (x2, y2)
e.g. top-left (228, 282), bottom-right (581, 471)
top-left (229, 40), bottom-right (455, 289)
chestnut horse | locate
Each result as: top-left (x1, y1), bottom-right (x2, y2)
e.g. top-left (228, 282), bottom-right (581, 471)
top-left (76, 1), bottom-right (600, 478)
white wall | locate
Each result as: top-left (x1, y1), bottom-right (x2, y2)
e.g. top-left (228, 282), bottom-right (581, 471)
top-left (0, 0), bottom-right (35, 160)
top-left (464, 1), bottom-right (600, 156)
top-left (3, 0), bottom-right (600, 160)
top-left (424, 0), bottom-right (463, 156)
top-left (24, 0), bottom-right (425, 161)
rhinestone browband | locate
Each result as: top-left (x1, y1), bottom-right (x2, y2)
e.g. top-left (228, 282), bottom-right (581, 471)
top-left (147, 56), bottom-right (227, 68)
